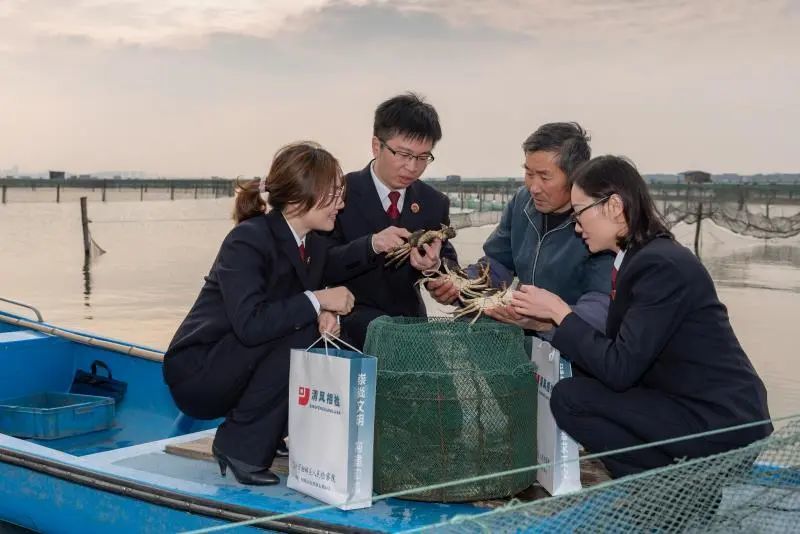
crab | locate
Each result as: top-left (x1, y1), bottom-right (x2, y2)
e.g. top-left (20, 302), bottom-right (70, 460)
top-left (452, 278), bottom-right (520, 325)
top-left (384, 224), bottom-right (457, 267)
top-left (415, 261), bottom-right (491, 293)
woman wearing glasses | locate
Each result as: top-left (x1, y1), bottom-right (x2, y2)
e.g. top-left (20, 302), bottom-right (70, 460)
top-left (511, 155), bottom-right (771, 478)
top-left (163, 142), bottom-right (371, 485)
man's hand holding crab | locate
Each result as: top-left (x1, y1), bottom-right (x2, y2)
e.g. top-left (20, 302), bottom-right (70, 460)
top-left (409, 238), bottom-right (443, 272)
top-left (427, 275), bottom-right (460, 305)
top-left (371, 226), bottom-right (411, 254)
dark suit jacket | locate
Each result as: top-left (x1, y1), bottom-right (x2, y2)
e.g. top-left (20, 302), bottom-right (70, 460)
top-left (553, 236), bottom-right (772, 445)
top-left (329, 163), bottom-right (459, 318)
top-left (163, 210), bottom-right (373, 386)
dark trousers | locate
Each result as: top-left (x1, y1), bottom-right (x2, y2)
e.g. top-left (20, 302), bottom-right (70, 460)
top-left (550, 377), bottom-right (735, 478)
top-left (167, 332), bottom-right (291, 468)
top-left (342, 304), bottom-right (390, 351)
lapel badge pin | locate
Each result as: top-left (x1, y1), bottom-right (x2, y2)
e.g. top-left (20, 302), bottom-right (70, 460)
top-left (410, 202), bottom-right (420, 214)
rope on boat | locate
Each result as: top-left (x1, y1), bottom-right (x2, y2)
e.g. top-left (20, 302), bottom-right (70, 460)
top-left (184, 413), bottom-right (800, 534)
top-left (0, 313), bottom-right (163, 362)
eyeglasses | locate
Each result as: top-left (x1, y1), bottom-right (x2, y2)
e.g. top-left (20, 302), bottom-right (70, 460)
top-left (378, 138), bottom-right (435, 165)
top-left (327, 184), bottom-right (346, 199)
top-left (570, 195), bottom-right (610, 224)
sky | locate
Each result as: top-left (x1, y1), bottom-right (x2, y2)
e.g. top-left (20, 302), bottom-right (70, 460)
top-left (1, 0), bottom-right (798, 177)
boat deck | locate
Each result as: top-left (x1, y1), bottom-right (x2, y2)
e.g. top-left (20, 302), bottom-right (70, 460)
top-left (106, 431), bottom-right (611, 529)
top-left (74, 429), bottom-right (493, 532)
top-left (161, 434), bottom-right (612, 505)
top-left (0, 313), bottom-right (612, 533)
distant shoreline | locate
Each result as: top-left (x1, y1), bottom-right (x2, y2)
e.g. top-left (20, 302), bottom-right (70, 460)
top-left (2, 174), bottom-right (800, 186)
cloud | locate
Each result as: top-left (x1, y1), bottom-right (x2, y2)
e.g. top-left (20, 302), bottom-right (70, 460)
top-left (0, 0), bottom-right (533, 54)
top-left (2, 0), bottom-right (796, 53)
top-left (0, 0), bottom-right (334, 50)
top-left (1, 1), bottom-right (798, 176)
top-left (394, 0), bottom-right (797, 41)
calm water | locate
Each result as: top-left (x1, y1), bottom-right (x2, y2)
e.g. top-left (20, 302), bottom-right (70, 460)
top-left (2, 198), bottom-right (799, 419)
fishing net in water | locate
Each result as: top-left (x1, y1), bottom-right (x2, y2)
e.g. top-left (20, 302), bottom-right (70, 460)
top-left (364, 316), bottom-right (538, 502)
top-left (661, 201), bottom-right (800, 239)
top-left (411, 419), bottom-right (800, 533)
top-left (89, 236), bottom-right (106, 257)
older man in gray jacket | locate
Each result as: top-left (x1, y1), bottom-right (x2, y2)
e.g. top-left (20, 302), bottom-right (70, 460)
top-left (428, 122), bottom-right (613, 336)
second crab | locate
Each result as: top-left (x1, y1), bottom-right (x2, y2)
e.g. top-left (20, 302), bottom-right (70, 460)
top-left (384, 224), bottom-right (457, 267)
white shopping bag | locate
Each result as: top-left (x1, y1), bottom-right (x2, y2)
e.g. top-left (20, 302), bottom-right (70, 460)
top-left (531, 338), bottom-right (582, 496)
top-left (287, 336), bottom-right (377, 510)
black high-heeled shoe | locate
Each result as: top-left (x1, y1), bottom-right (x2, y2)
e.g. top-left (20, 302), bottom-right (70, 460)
top-left (275, 441), bottom-right (289, 458)
top-left (212, 446), bottom-right (280, 486)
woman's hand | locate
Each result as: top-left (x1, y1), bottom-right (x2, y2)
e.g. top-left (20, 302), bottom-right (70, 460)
top-left (318, 311), bottom-right (340, 337)
top-left (484, 305), bottom-right (555, 332)
top-left (314, 286), bottom-right (354, 315)
top-left (510, 284), bottom-right (572, 325)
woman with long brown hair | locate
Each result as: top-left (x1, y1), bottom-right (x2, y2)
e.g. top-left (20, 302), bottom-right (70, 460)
top-left (163, 142), bottom-right (367, 485)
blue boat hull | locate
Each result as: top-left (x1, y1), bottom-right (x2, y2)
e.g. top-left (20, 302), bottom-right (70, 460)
top-left (3, 309), bottom-right (796, 533)
top-left (0, 454), bottom-right (265, 533)
top-left (0, 311), bottom-right (486, 532)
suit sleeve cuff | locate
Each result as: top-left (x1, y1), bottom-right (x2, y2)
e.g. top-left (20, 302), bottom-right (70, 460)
top-left (368, 234), bottom-right (380, 260)
top-left (304, 291), bottom-right (321, 315)
top-left (552, 312), bottom-right (587, 359)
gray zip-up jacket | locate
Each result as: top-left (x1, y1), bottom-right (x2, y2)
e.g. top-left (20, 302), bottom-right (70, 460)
top-left (473, 186), bottom-right (614, 332)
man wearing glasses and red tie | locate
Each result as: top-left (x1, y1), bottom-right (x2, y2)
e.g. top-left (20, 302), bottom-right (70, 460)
top-left (327, 92), bottom-right (458, 350)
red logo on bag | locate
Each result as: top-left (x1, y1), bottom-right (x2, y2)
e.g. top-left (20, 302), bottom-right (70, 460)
top-left (298, 386), bottom-right (310, 406)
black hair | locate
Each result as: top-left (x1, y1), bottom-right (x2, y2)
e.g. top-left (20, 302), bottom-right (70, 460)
top-left (522, 122), bottom-right (591, 183)
top-left (373, 92), bottom-right (442, 147)
top-left (572, 155), bottom-right (673, 250)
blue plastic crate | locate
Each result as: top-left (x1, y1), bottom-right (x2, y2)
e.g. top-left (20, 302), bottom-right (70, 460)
top-left (0, 392), bottom-right (115, 440)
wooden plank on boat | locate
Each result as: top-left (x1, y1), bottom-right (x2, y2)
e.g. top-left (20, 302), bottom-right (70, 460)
top-left (165, 436), bottom-right (214, 461)
top-left (164, 436), bottom-right (289, 475)
top-left (580, 454), bottom-right (613, 487)
top-left (474, 453), bottom-right (613, 507)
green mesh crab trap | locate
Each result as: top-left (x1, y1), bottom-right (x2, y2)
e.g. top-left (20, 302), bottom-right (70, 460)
top-left (364, 316), bottom-right (538, 502)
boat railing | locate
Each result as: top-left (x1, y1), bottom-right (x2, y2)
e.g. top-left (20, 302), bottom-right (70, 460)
top-left (0, 297), bottom-right (44, 322)
top-left (0, 304), bottom-right (163, 362)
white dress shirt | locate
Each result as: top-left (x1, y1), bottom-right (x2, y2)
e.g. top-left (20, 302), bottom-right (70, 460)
top-left (370, 162), bottom-right (442, 274)
top-left (371, 162), bottom-right (406, 213)
top-left (614, 249), bottom-right (627, 271)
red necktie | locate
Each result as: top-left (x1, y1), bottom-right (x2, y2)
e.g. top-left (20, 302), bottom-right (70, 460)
top-left (611, 265), bottom-right (618, 300)
top-left (387, 191), bottom-right (401, 220)
top-left (299, 242), bottom-right (306, 262)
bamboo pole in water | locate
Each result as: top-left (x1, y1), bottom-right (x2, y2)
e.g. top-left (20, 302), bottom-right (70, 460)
top-left (80, 197), bottom-right (91, 259)
top-left (694, 201), bottom-right (703, 256)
